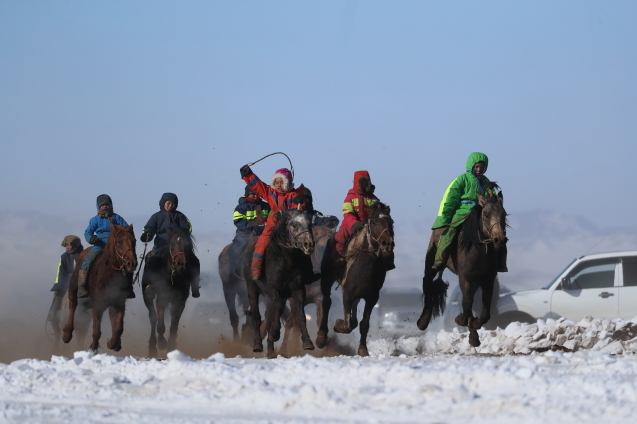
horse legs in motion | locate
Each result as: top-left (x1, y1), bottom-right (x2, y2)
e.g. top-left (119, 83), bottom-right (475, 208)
top-left (219, 244), bottom-right (253, 343)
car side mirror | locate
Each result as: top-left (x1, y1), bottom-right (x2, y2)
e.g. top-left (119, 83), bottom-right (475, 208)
top-left (560, 277), bottom-right (570, 290)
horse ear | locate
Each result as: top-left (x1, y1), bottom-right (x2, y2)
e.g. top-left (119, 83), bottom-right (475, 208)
top-left (477, 194), bottom-right (488, 207)
top-left (497, 191), bottom-right (504, 204)
top-left (129, 224), bottom-right (134, 229)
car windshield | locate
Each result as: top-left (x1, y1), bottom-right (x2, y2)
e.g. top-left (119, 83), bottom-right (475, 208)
top-left (543, 258), bottom-right (576, 289)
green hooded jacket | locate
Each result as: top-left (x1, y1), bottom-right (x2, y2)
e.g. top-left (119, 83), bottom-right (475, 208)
top-left (432, 152), bottom-right (491, 229)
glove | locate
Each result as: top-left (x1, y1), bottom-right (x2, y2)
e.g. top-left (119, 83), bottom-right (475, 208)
top-left (140, 232), bottom-right (153, 243)
top-left (351, 221), bottom-right (365, 234)
top-left (89, 235), bottom-right (99, 245)
top-left (240, 165), bottom-right (252, 177)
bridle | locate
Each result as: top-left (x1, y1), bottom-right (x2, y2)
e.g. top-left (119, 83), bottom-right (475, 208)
top-left (110, 232), bottom-right (134, 274)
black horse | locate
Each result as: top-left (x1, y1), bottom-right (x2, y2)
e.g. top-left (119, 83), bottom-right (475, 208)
top-left (417, 184), bottom-right (507, 347)
top-left (142, 227), bottom-right (200, 357)
top-left (316, 203), bottom-right (395, 356)
top-left (244, 208), bottom-right (317, 358)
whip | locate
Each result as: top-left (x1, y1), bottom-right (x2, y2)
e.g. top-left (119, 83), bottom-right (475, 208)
top-left (245, 152), bottom-right (294, 179)
top-left (133, 242), bottom-right (148, 285)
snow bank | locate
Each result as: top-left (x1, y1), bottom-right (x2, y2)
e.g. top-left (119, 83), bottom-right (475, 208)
top-left (369, 316), bottom-right (637, 356)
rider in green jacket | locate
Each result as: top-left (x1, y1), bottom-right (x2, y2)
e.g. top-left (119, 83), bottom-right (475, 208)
top-left (432, 152), bottom-right (508, 272)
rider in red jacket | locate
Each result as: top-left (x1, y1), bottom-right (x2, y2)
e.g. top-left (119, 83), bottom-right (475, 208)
top-left (240, 165), bottom-right (309, 281)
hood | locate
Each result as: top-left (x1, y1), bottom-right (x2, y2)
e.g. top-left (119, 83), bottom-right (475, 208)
top-left (353, 170), bottom-right (373, 195)
top-left (61, 235), bottom-right (81, 249)
top-left (96, 194), bottom-right (113, 209)
top-left (465, 152), bottom-right (489, 174)
top-left (159, 193), bottom-right (179, 210)
top-left (271, 168), bottom-right (293, 191)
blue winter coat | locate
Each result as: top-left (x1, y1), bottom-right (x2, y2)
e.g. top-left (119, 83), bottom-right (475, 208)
top-left (84, 214), bottom-right (129, 245)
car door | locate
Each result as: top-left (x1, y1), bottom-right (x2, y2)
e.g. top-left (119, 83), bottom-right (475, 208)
top-left (551, 258), bottom-right (619, 321)
top-left (618, 255), bottom-right (637, 320)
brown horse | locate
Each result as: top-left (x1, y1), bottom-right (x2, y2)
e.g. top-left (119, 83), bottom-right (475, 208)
top-left (63, 225), bottom-right (137, 352)
top-left (316, 203), bottom-right (395, 356)
top-left (48, 288), bottom-right (91, 352)
top-left (417, 185), bottom-right (507, 347)
top-left (142, 227), bottom-right (200, 357)
top-left (244, 208), bottom-right (317, 358)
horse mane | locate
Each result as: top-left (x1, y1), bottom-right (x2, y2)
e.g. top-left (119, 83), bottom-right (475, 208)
top-left (168, 225), bottom-right (197, 255)
top-left (103, 225), bottom-right (132, 264)
top-left (268, 210), bottom-right (311, 258)
top-left (459, 182), bottom-right (506, 251)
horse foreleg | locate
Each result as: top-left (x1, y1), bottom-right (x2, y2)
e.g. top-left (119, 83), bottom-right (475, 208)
top-left (334, 291), bottom-right (354, 334)
top-left (107, 306), bottom-right (124, 352)
top-left (89, 304), bottom-right (105, 353)
top-left (144, 294), bottom-right (158, 357)
top-left (248, 284), bottom-right (263, 352)
top-left (294, 289), bottom-right (314, 351)
top-left (358, 296), bottom-right (378, 357)
top-left (350, 298), bottom-right (361, 330)
top-left (62, 294), bottom-right (78, 344)
top-left (156, 301), bottom-right (168, 350)
top-left (224, 281), bottom-right (240, 341)
top-left (167, 300), bottom-right (186, 351)
top-left (473, 281), bottom-right (494, 330)
top-left (279, 312), bottom-right (295, 358)
top-left (455, 279), bottom-right (478, 328)
top-left (315, 279), bottom-right (333, 349)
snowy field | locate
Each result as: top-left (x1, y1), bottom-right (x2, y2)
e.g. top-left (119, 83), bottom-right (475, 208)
top-left (3, 317), bottom-right (637, 424)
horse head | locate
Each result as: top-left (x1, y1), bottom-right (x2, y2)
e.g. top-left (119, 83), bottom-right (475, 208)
top-left (166, 226), bottom-right (195, 276)
top-left (109, 224), bottom-right (138, 273)
top-left (477, 184), bottom-right (507, 249)
top-left (281, 209), bottom-right (315, 255)
top-left (368, 203), bottom-right (395, 258)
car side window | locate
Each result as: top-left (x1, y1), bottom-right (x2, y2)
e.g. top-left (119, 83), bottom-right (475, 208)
top-left (622, 256), bottom-right (637, 287)
top-left (562, 258), bottom-right (616, 290)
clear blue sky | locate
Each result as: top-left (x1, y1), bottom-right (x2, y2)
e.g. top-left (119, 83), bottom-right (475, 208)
top-left (1, 1), bottom-right (636, 234)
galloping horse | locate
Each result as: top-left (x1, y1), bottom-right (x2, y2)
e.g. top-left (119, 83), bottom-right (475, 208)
top-left (142, 227), bottom-right (200, 357)
top-left (417, 184), bottom-right (507, 347)
top-left (63, 225), bottom-right (137, 352)
top-left (244, 208), bottom-right (316, 358)
top-left (316, 203), bottom-right (395, 356)
top-left (218, 205), bottom-right (268, 342)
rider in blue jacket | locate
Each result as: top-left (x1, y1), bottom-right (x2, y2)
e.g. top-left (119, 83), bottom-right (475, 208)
top-left (78, 194), bottom-right (129, 298)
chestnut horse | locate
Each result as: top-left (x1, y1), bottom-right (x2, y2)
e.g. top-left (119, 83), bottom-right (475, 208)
top-left (417, 185), bottom-right (507, 347)
top-left (63, 225), bottom-right (137, 352)
top-left (244, 208), bottom-right (316, 358)
top-left (142, 227), bottom-right (200, 357)
top-left (316, 203), bottom-right (395, 356)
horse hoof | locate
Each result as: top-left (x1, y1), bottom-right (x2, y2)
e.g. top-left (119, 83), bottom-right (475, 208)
top-left (417, 315), bottom-right (430, 331)
top-left (253, 343), bottom-right (263, 353)
top-left (315, 332), bottom-right (327, 349)
top-left (149, 347), bottom-right (158, 358)
top-left (334, 319), bottom-right (350, 334)
top-left (350, 318), bottom-right (358, 330)
top-left (267, 349), bottom-right (277, 359)
top-left (302, 339), bottom-right (315, 351)
top-left (107, 338), bottom-right (122, 351)
top-left (358, 346), bottom-right (369, 357)
top-left (455, 314), bottom-right (468, 327)
top-left (157, 337), bottom-right (168, 350)
top-left (62, 332), bottom-right (73, 344)
top-left (469, 332), bottom-right (481, 347)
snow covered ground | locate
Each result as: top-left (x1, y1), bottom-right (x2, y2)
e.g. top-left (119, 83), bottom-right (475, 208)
top-left (3, 317), bottom-right (637, 424)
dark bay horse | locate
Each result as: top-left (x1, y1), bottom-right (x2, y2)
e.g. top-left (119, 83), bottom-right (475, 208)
top-left (142, 227), bottom-right (200, 357)
top-left (244, 208), bottom-right (316, 358)
top-left (316, 203), bottom-right (395, 356)
top-left (63, 225), bottom-right (137, 352)
top-left (417, 186), bottom-right (507, 347)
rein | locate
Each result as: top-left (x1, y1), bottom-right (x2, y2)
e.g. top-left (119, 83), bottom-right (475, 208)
top-left (133, 242), bottom-right (148, 284)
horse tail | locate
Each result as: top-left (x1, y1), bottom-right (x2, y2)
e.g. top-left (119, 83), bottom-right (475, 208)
top-left (423, 273), bottom-right (449, 319)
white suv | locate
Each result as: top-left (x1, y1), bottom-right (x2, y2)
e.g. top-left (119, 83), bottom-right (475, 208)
top-left (493, 251), bottom-right (637, 328)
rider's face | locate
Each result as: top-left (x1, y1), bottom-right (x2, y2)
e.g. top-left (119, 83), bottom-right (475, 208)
top-left (473, 162), bottom-right (486, 177)
top-left (273, 178), bottom-right (286, 193)
top-left (65, 245), bottom-right (74, 253)
top-left (164, 201), bottom-right (176, 212)
top-left (99, 204), bottom-right (110, 210)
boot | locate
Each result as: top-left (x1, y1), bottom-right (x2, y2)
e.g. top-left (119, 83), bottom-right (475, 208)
top-left (77, 270), bottom-right (89, 298)
top-left (127, 283), bottom-right (136, 299)
top-left (432, 259), bottom-right (446, 271)
top-left (497, 245), bottom-right (508, 273)
top-left (251, 256), bottom-right (263, 281)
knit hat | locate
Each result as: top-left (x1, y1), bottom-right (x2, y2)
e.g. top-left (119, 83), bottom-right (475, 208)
top-left (244, 185), bottom-right (255, 197)
top-left (271, 168), bottom-right (293, 191)
top-left (61, 235), bottom-right (81, 249)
